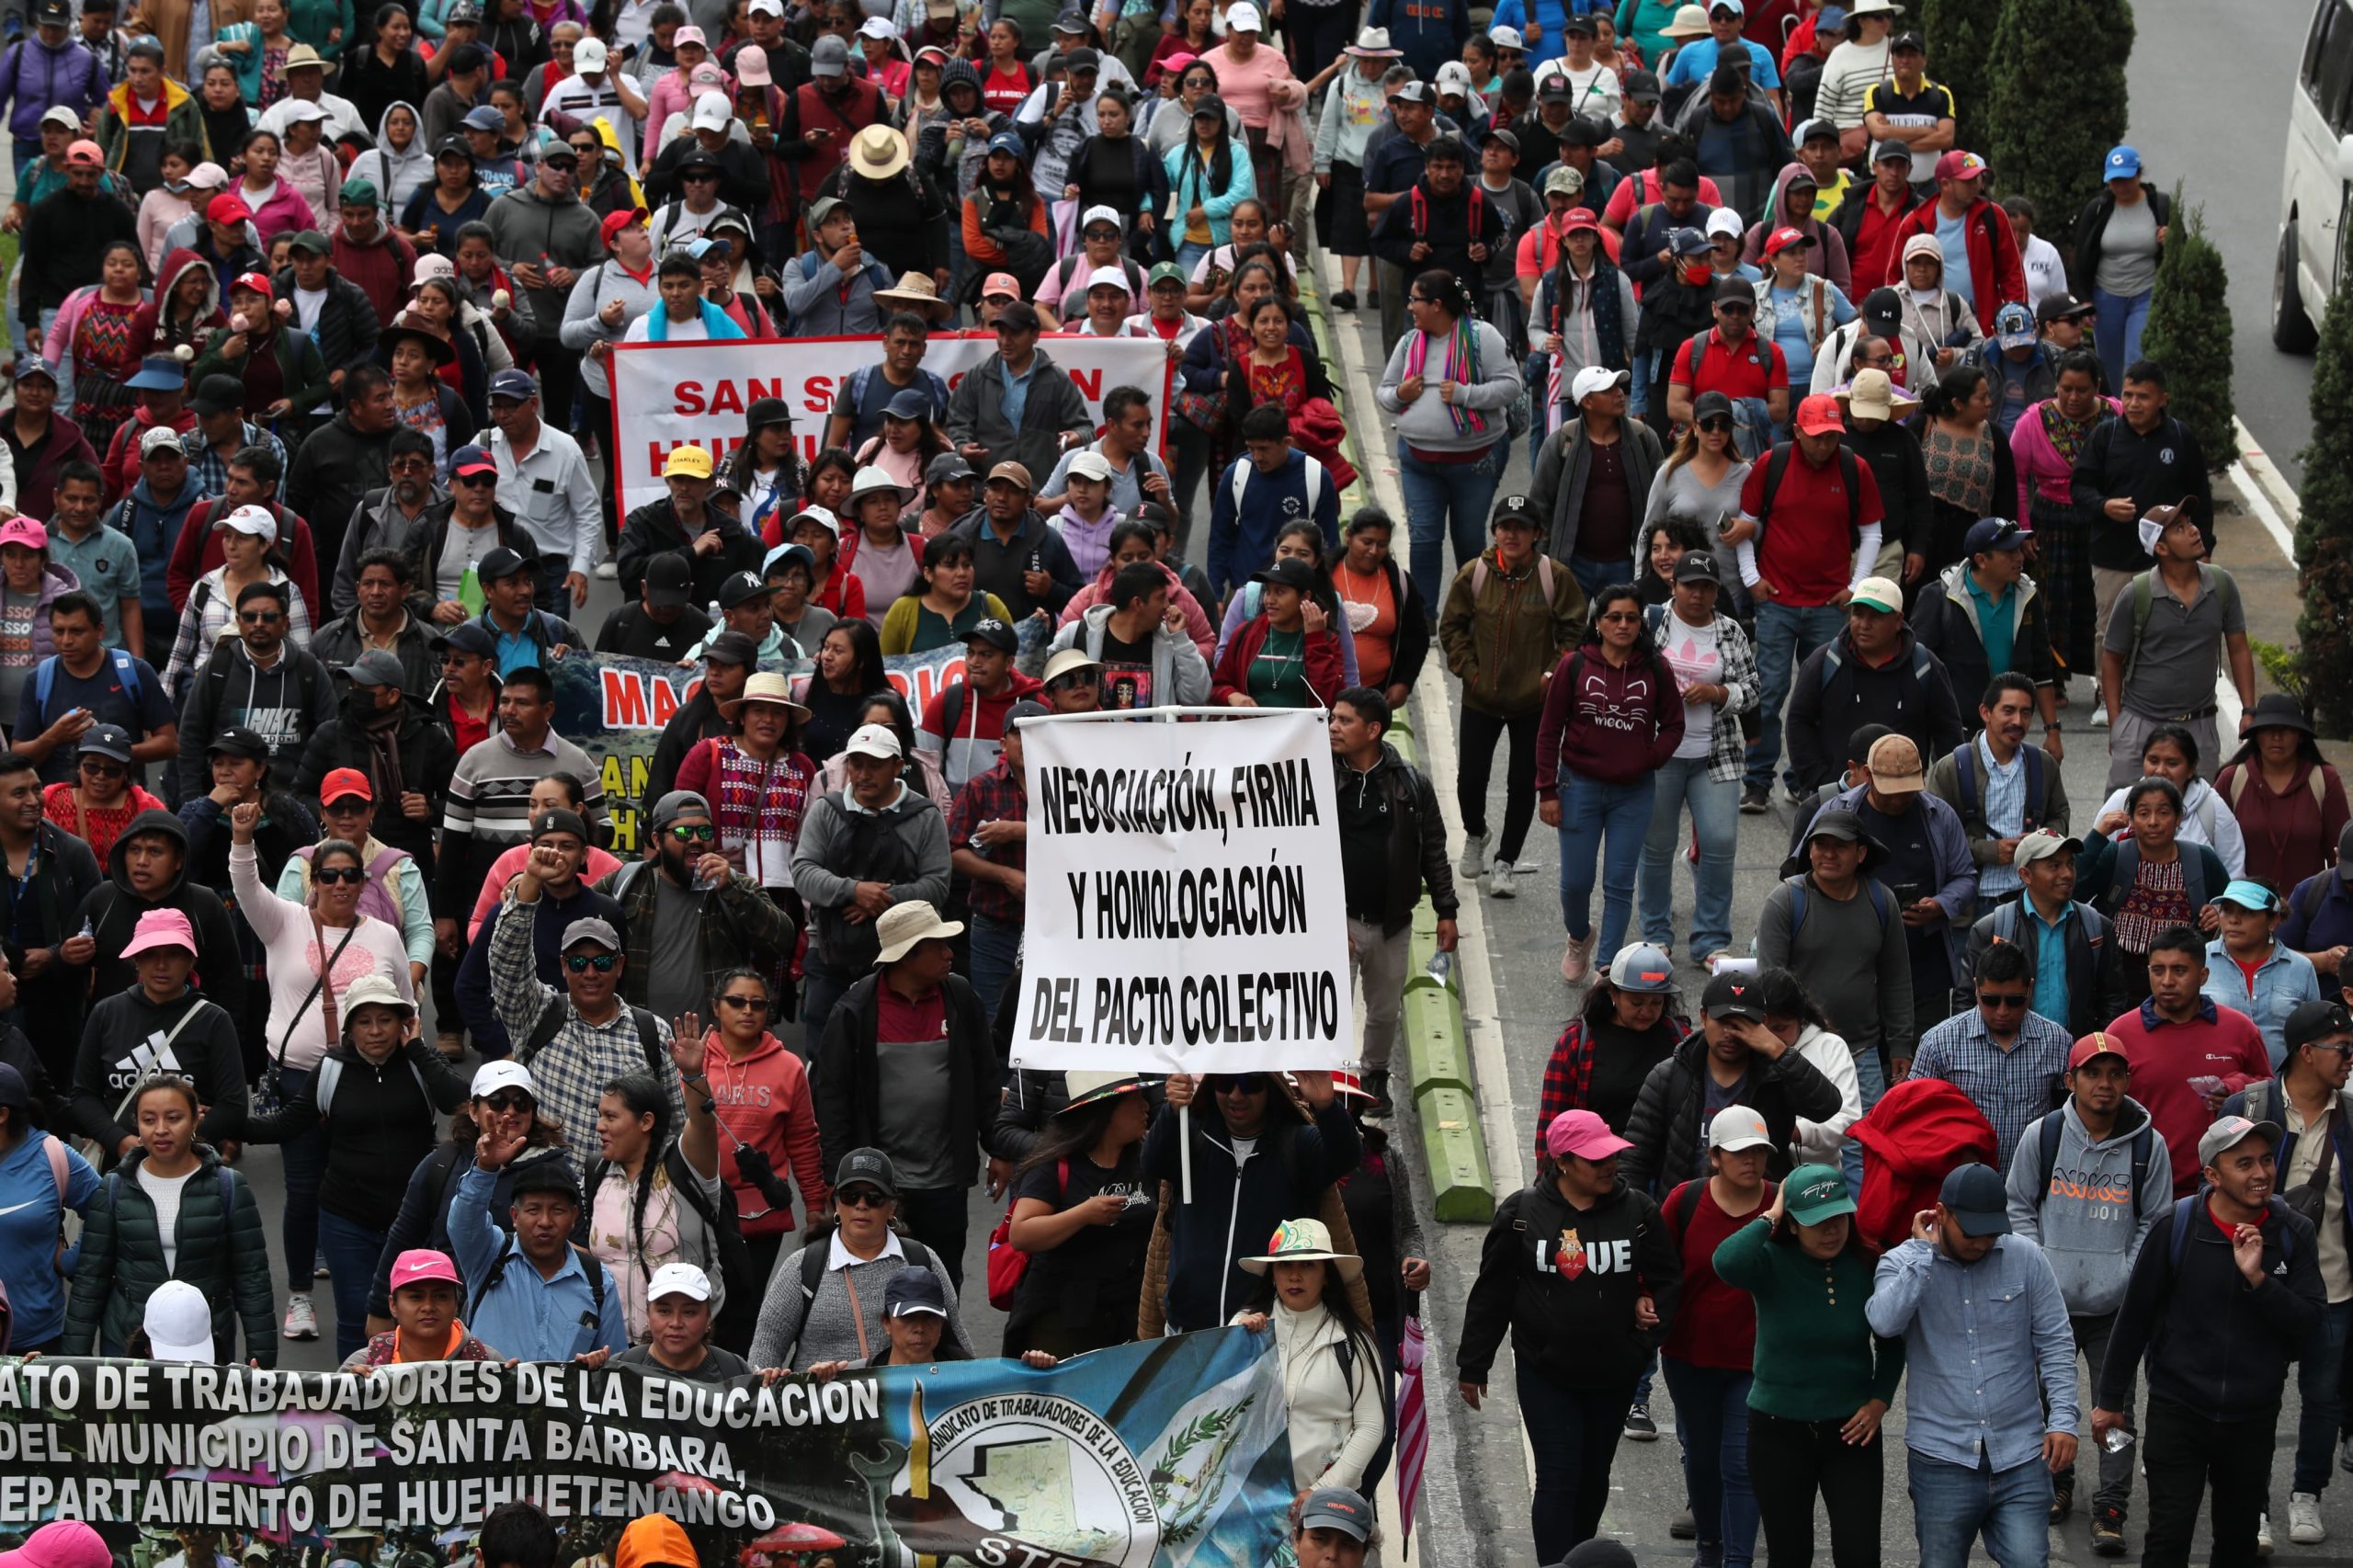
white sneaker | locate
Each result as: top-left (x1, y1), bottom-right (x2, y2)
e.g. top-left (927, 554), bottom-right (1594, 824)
top-left (282, 1292), bottom-right (319, 1340)
top-left (2091, 701), bottom-right (2109, 728)
top-left (2290, 1493), bottom-right (2325, 1545)
top-left (1485, 859), bottom-right (1515, 899)
top-left (2258, 1512), bottom-right (2275, 1556)
top-left (1561, 932), bottom-right (1594, 983)
top-left (594, 561), bottom-right (619, 579)
top-left (1459, 833), bottom-right (1487, 881)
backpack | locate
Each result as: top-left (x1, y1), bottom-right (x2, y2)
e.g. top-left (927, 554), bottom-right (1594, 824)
top-left (1469, 551), bottom-right (1558, 602)
top-left (1408, 182), bottom-right (1485, 245)
top-left (799, 1230), bottom-right (937, 1301)
top-left (293, 841), bottom-right (411, 930)
top-left (1950, 741), bottom-right (2048, 835)
top-left (2092, 838), bottom-right (2210, 924)
top-left (312, 1050), bottom-right (434, 1117)
top-left (517, 997), bottom-right (667, 1078)
top-left (1782, 872), bottom-right (1893, 939)
top-left (2122, 562), bottom-right (2240, 687)
top-left (983, 1159), bottom-right (1067, 1311)
top-left (582, 1140), bottom-right (758, 1312)
top-left (1814, 632), bottom-right (1934, 698)
top-left (2165, 1191), bottom-right (2300, 1273)
top-left (1229, 453), bottom-right (1326, 527)
top-left (2029, 1108), bottom-right (2154, 1212)
top-left (841, 364), bottom-right (948, 430)
top-left (2221, 760), bottom-right (2326, 819)
top-left (32, 650), bottom-right (142, 717)
top-left (1663, 1174), bottom-right (1776, 1238)
top-left (1755, 441), bottom-right (1864, 551)
top-left (469, 1238), bottom-right (608, 1353)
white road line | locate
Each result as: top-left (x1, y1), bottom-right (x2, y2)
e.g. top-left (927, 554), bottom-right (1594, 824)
top-left (2208, 417), bottom-right (2303, 730)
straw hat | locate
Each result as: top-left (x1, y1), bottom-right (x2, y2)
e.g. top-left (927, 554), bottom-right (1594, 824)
top-left (1240, 1218), bottom-right (1364, 1280)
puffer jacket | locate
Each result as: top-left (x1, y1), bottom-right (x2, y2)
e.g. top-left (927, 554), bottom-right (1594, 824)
top-left (62, 1144), bottom-right (277, 1365)
top-left (1437, 547), bottom-right (1587, 717)
top-left (1620, 1030), bottom-right (1845, 1195)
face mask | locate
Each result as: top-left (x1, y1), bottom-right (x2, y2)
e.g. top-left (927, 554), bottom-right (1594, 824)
top-left (1678, 259), bottom-right (1711, 286)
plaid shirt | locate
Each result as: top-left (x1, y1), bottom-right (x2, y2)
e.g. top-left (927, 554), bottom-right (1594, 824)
top-left (1909, 1005), bottom-right (2075, 1169)
top-left (947, 757), bottom-right (1027, 925)
top-left (487, 888), bottom-right (684, 1146)
top-left (1971, 733), bottom-right (2030, 901)
top-left (1648, 606), bottom-right (1762, 783)
top-left (183, 422), bottom-right (288, 502)
top-left (1536, 1015), bottom-right (1691, 1160)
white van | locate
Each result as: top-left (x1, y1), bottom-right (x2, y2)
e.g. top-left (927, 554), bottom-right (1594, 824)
top-left (2275, 0), bottom-right (2353, 349)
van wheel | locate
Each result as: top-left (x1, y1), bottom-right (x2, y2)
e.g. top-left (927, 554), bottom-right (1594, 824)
top-left (2276, 222), bottom-right (2320, 353)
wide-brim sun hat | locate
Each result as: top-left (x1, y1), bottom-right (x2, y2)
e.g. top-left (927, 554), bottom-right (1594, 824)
top-left (1239, 1217), bottom-right (1364, 1281)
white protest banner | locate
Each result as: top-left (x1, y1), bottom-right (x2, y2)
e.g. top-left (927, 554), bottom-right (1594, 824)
top-left (1011, 709), bottom-right (1354, 1076)
top-left (607, 335), bottom-right (1174, 514)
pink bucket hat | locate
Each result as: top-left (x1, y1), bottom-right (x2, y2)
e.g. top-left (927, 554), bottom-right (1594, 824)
top-left (121, 906), bottom-right (198, 960)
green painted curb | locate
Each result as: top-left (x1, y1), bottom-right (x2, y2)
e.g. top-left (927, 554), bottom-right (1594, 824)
top-left (1402, 977), bottom-right (1473, 1093)
top-left (1415, 1085), bottom-right (1497, 1223)
top-left (1407, 922), bottom-right (1458, 996)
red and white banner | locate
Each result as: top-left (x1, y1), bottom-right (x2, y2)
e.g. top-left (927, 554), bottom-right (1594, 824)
top-left (607, 336), bottom-right (1175, 516)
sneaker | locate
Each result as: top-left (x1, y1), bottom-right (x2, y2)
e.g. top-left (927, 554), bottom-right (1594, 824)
top-left (2090, 701), bottom-right (2109, 728)
top-left (1485, 860), bottom-right (1516, 899)
top-left (1739, 785), bottom-right (1769, 814)
top-left (2050, 1474), bottom-right (2074, 1525)
top-left (1459, 833), bottom-right (1487, 881)
top-left (594, 561), bottom-right (619, 580)
top-left (435, 1030), bottom-right (466, 1062)
top-left (2341, 1434), bottom-right (2353, 1473)
top-left (1668, 1509), bottom-right (1696, 1540)
top-left (1561, 932), bottom-right (1594, 983)
top-left (314, 1252), bottom-right (330, 1278)
top-left (1622, 1400), bottom-right (1658, 1441)
top-left (2090, 1507), bottom-right (2126, 1557)
top-left (1782, 781), bottom-right (1809, 807)
top-left (1700, 949), bottom-right (1733, 970)
top-left (2258, 1513), bottom-right (2274, 1557)
top-left (282, 1293), bottom-right (319, 1340)
top-left (1331, 289), bottom-right (1357, 311)
top-left (2290, 1493), bottom-right (2325, 1545)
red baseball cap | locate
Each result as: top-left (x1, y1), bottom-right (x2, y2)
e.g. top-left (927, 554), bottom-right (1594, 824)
top-left (231, 270), bottom-right (273, 299)
top-left (1763, 224), bottom-right (1809, 256)
top-left (205, 191), bottom-right (252, 224)
top-left (1562, 206), bottom-right (1600, 233)
top-left (2069, 1032), bottom-right (2130, 1071)
top-left (63, 139), bottom-right (101, 168)
top-left (599, 206), bottom-right (649, 247)
top-left (320, 766), bottom-right (372, 803)
top-left (1792, 392), bottom-right (1845, 437)
top-left (1936, 149), bottom-right (1989, 182)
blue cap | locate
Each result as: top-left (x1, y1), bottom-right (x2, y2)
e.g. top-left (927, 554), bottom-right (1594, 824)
top-left (2104, 144), bottom-right (2141, 179)
top-left (1938, 1163), bottom-right (2010, 1237)
top-left (884, 386), bottom-right (931, 420)
top-left (12, 354), bottom-right (56, 384)
top-left (881, 1265), bottom-right (949, 1318)
top-left (462, 104), bottom-right (504, 131)
top-left (488, 368), bottom-right (538, 402)
top-left (1668, 227), bottom-right (1711, 257)
top-left (1814, 4), bottom-right (1846, 28)
top-left (987, 130), bottom-right (1025, 157)
top-left (1994, 301), bottom-right (2035, 348)
top-left (2217, 879), bottom-right (2283, 913)
top-left (1963, 517), bottom-right (2025, 555)
top-left (126, 356), bottom-right (186, 392)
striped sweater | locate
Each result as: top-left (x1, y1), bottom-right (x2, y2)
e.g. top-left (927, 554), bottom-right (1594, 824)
top-left (434, 728), bottom-right (610, 915)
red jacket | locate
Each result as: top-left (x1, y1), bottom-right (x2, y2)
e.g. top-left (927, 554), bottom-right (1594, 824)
top-left (166, 497), bottom-right (321, 619)
top-left (331, 222), bottom-right (419, 334)
top-left (99, 403), bottom-right (197, 505)
top-left (1850, 1076), bottom-right (1995, 1255)
top-left (1211, 616), bottom-right (1344, 707)
top-left (699, 1027), bottom-right (830, 1238)
top-left (1882, 196), bottom-right (2027, 335)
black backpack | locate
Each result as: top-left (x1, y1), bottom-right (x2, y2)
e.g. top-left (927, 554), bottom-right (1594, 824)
top-left (1755, 440), bottom-right (1865, 551)
top-left (799, 1232), bottom-right (937, 1301)
top-left (517, 997), bottom-right (667, 1076)
top-left (468, 1238), bottom-right (608, 1354)
top-left (583, 1140), bottom-right (759, 1313)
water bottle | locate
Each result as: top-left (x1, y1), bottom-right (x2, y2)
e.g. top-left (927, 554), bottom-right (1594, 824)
top-left (459, 562), bottom-right (484, 617)
top-left (1426, 949), bottom-right (1453, 987)
top-left (2101, 1426), bottom-right (2133, 1455)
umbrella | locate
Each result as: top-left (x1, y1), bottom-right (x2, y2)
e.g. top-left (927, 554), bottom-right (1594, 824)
top-left (1395, 1311), bottom-right (1428, 1556)
top-left (736, 1522), bottom-right (849, 1568)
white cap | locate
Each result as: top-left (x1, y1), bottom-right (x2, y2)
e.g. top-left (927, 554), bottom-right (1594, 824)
top-left (220, 504), bottom-right (278, 540)
top-left (858, 14), bottom-right (897, 36)
top-left (1066, 449), bottom-right (1115, 482)
top-left (412, 251), bottom-right (456, 286)
top-left (746, 0), bottom-right (783, 13)
top-left (1707, 1104), bottom-right (1774, 1152)
top-left (143, 1279), bottom-right (215, 1362)
top-left (1435, 61), bottom-right (1472, 92)
top-left (845, 722), bottom-right (904, 761)
top-left (1085, 263), bottom-right (1132, 295)
top-left (690, 94), bottom-right (730, 131)
top-left (141, 425), bottom-right (188, 457)
top-left (39, 105), bottom-right (76, 129)
top-left (647, 1262), bottom-right (713, 1302)
top-left (1226, 0), bottom-right (1262, 26)
top-left (1489, 23), bottom-right (1523, 47)
top-left (572, 35), bottom-right (608, 70)
top-left (1570, 364), bottom-right (1630, 403)
top-left (1705, 207), bottom-right (1745, 239)
top-left (1080, 203), bottom-right (1123, 233)
top-left (472, 1058), bottom-right (537, 1099)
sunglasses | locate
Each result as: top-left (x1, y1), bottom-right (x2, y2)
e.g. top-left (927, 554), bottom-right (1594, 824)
top-left (481, 1090), bottom-right (533, 1113)
top-left (452, 472), bottom-right (497, 486)
top-left (77, 759), bottom-right (125, 777)
top-left (668, 822), bottom-right (716, 842)
top-left (1211, 1073), bottom-right (1269, 1095)
top-left (1698, 415), bottom-right (1733, 433)
top-left (837, 1187), bottom-right (889, 1208)
top-left (683, 171), bottom-right (718, 181)
top-left (1716, 302), bottom-right (1753, 315)
top-left (1977, 992), bottom-right (2029, 1009)
top-left (312, 866), bottom-right (365, 885)
top-left (239, 609), bottom-right (284, 624)
top-left (717, 993), bottom-right (768, 1011)
top-left (564, 952), bottom-right (619, 973)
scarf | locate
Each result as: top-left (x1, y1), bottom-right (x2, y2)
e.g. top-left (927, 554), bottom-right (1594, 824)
top-left (1550, 251), bottom-right (1627, 372)
top-left (1403, 318), bottom-right (1488, 437)
top-left (360, 699), bottom-right (407, 801)
top-left (644, 298), bottom-right (749, 342)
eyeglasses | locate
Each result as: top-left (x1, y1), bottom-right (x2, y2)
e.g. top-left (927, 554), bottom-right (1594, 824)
top-left (564, 952), bottom-right (619, 973)
top-left (481, 1090), bottom-right (532, 1113)
top-left (452, 472), bottom-right (497, 487)
top-left (717, 994), bottom-right (768, 1011)
top-left (837, 1187), bottom-right (889, 1208)
top-left (1977, 992), bottom-right (2029, 1009)
top-left (1407, 293), bottom-right (1438, 306)
top-left (1859, 353), bottom-right (1897, 367)
top-left (239, 609), bottom-right (284, 624)
top-left (77, 759), bottom-right (125, 778)
top-left (312, 866), bottom-right (366, 885)
top-left (668, 822), bottom-right (716, 842)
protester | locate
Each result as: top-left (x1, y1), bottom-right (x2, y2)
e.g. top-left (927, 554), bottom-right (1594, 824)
top-left (748, 1146), bottom-right (974, 1369)
top-left (450, 1119), bottom-right (630, 1360)
top-left (580, 1039), bottom-right (727, 1341)
top-left (1234, 1217), bottom-right (1387, 1495)
top-left (2201, 881), bottom-right (2323, 1070)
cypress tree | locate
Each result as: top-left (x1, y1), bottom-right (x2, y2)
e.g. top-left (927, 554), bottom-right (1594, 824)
top-left (2297, 281), bottom-right (2353, 737)
top-left (1921, 0), bottom-right (2005, 154)
top-left (2139, 193), bottom-right (2237, 473)
top-left (1984, 0), bottom-right (2133, 258)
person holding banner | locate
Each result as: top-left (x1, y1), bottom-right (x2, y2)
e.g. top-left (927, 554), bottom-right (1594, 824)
top-left (452, 1119), bottom-right (631, 1361)
top-left (346, 1247), bottom-right (499, 1368)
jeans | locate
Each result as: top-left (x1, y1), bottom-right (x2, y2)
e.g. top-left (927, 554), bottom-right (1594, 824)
top-left (1749, 1410), bottom-right (1882, 1567)
top-left (1630, 345), bottom-right (1654, 418)
top-left (895, 1185), bottom-right (971, 1293)
top-left (1516, 1360), bottom-right (1636, 1563)
top-left (1745, 600), bottom-right (1847, 792)
top-left (273, 1066), bottom-right (327, 1295)
top-left (1458, 706), bottom-right (1539, 863)
top-left (1639, 755), bottom-right (1739, 957)
top-left (2093, 286), bottom-right (2151, 395)
top-left (1554, 772), bottom-right (1651, 960)
top-left (2063, 1312), bottom-right (2135, 1515)
top-left (1176, 240), bottom-right (1212, 274)
top-left (1397, 439), bottom-right (1507, 611)
top-left (2142, 1395), bottom-right (2278, 1568)
top-left (1567, 552), bottom-right (1628, 605)
top-left (1839, 1044), bottom-right (1887, 1196)
top-left (968, 911), bottom-right (1021, 1027)
top-left (1347, 915), bottom-right (1409, 1072)
top-left (317, 1208), bottom-right (387, 1363)
top-left (1904, 1450), bottom-right (2051, 1568)
top-left (2292, 1298), bottom-right (2353, 1495)
top-left (1663, 1358), bottom-right (1758, 1566)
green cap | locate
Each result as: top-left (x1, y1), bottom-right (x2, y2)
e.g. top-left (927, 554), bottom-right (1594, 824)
top-left (339, 176), bottom-right (380, 206)
top-left (1782, 1164), bottom-right (1857, 1226)
top-left (1147, 261), bottom-right (1187, 289)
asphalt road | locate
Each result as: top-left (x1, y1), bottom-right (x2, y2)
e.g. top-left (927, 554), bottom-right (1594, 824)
top-left (2124, 0), bottom-right (2318, 485)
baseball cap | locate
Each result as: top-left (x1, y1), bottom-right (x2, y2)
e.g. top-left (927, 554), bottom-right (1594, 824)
top-left (2105, 144), bottom-right (2142, 179)
top-left (1708, 1105), bottom-right (1774, 1152)
top-left (995, 300), bottom-right (1042, 333)
top-left (966, 617), bottom-right (1018, 653)
top-left (1782, 1164), bottom-right (1857, 1225)
top-left (1571, 365), bottom-right (1630, 403)
top-left (980, 268), bottom-right (1022, 300)
top-left (36, 104), bottom-right (74, 128)
top-left (1860, 285), bottom-right (1904, 333)
top-left (1865, 733), bottom-right (1925, 792)
top-left (449, 443), bottom-right (498, 479)
top-left (701, 629), bottom-right (761, 666)
top-left (560, 915), bottom-right (621, 952)
top-left (142, 1280), bottom-right (215, 1362)
top-left (1146, 261), bottom-right (1188, 290)
top-left (643, 552), bottom-right (694, 608)
top-left (2200, 1114), bottom-right (2282, 1167)
top-left (1561, 204), bottom-right (1601, 233)
top-left (476, 545), bottom-right (531, 582)
top-left (1674, 551), bottom-right (1721, 585)
top-left (1388, 79), bottom-right (1433, 105)
top-left (1802, 807), bottom-right (1874, 852)
top-left (344, 649), bottom-right (407, 688)
top-left (1253, 558), bottom-right (1319, 597)
top-left (1849, 574), bottom-right (1904, 615)
top-left (1936, 149), bottom-right (1989, 182)
top-left (691, 95), bottom-right (731, 132)
top-left (2068, 1032), bottom-right (2130, 1072)
top-left (647, 1262), bottom-right (713, 1302)
top-left (1084, 263), bottom-right (1132, 296)
top-left (2038, 291), bottom-right (2095, 324)
top-left (75, 724), bottom-right (133, 764)
top-left (1994, 301), bottom-right (2036, 349)
top-left (835, 1145), bottom-right (899, 1196)
top-left (207, 723), bottom-right (269, 759)
top-left (206, 190), bottom-right (254, 225)
top-left (2286, 999), bottom-right (2353, 1055)
top-left (1491, 493), bottom-right (1540, 531)
top-left (436, 621), bottom-right (495, 658)
top-left (63, 138), bottom-right (101, 168)
top-left (1792, 392), bottom-right (1845, 437)
top-left (1622, 68), bottom-right (1663, 103)
top-left (1701, 970), bottom-right (1766, 1022)
top-left (489, 368), bottom-right (539, 402)
top-left (599, 206), bottom-right (650, 247)
top-left (1538, 73), bottom-right (1575, 102)
top-left (1544, 1107), bottom-right (1633, 1162)
top-left (2012, 827), bottom-right (2082, 869)
top-left (1705, 207), bottom-right (1745, 241)
top-left (1606, 942), bottom-right (1676, 993)
top-left (811, 34), bottom-right (849, 74)
top-left (986, 460), bottom-right (1033, 492)
top-left (1938, 1162), bottom-right (2010, 1236)
top-left (0, 517), bottom-right (47, 551)
top-left (1297, 1489), bottom-right (1373, 1544)
top-left (388, 1249), bottom-right (461, 1292)
top-left (461, 104), bottom-right (505, 132)
top-left (717, 570), bottom-right (770, 609)
top-left (1963, 517), bottom-right (2026, 555)
top-left (1763, 225), bottom-right (1810, 257)
top-left (319, 767), bottom-right (373, 804)
top-left (472, 1058), bottom-right (536, 1099)
top-left (882, 1266), bottom-right (950, 1318)
top-left (8, 355), bottom-right (54, 388)
top-left (1794, 116), bottom-right (1838, 146)
top-left (663, 445), bottom-right (715, 480)
top-left (214, 504), bottom-right (276, 540)
top-left (572, 35), bottom-right (608, 70)
top-left (845, 722), bottom-right (903, 761)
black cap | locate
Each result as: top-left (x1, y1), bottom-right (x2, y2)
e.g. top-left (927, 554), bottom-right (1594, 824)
top-left (507, 1156), bottom-right (581, 1204)
top-left (2288, 999), bottom-right (2353, 1054)
top-left (1557, 114), bottom-right (1608, 148)
top-left (835, 1146), bottom-right (899, 1197)
top-left (1622, 68), bottom-right (1662, 103)
top-left (881, 1266), bottom-right (950, 1318)
top-left (436, 620), bottom-right (496, 657)
top-left (2037, 290), bottom-right (2095, 324)
top-left (1673, 551), bottom-right (1721, 584)
top-left (701, 629), bottom-right (761, 666)
top-left (965, 617), bottom-right (1017, 653)
top-left (0, 1062), bottom-right (27, 1110)
top-left (1491, 494), bottom-right (1541, 531)
top-left (1537, 74), bottom-right (1574, 102)
top-left (477, 546), bottom-right (532, 582)
top-left (643, 553), bottom-right (693, 608)
top-left (1561, 10), bottom-right (1595, 31)
top-left (1860, 285), bottom-right (1904, 331)
top-left (190, 374), bottom-right (246, 416)
top-left (716, 569), bottom-right (771, 609)
top-left (746, 395), bottom-right (793, 430)
top-left (531, 807), bottom-right (589, 844)
top-left (1714, 276), bottom-right (1756, 306)
top-left (1805, 808), bottom-right (1870, 846)
top-left (1252, 558), bottom-right (1318, 594)
top-left (208, 725), bottom-right (268, 759)
top-left (76, 723), bottom-right (135, 762)
top-left (1701, 970), bottom-right (1767, 1022)
top-left (32, 0), bottom-right (68, 22)
top-left (1691, 389), bottom-right (1735, 423)
top-left (995, 301), bottom-right (1042, 334)
top-left (1891, 28), bottom-right (1925, 51)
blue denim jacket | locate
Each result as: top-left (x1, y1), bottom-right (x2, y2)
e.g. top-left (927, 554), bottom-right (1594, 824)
top-left (2202, 938), bottom-right (2324, 1071)
top-left (1867, 1233), bottom-right (2078, 1472)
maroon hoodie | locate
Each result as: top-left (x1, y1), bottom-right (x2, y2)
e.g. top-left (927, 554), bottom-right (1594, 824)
top-left (1534, 643), bottom-right (1686, 796)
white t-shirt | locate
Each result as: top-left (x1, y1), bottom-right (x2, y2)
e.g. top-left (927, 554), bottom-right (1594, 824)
top-left (1528, 59), bottom-right (1622, 121)
top-left (1656, 610), bottom-right (1722, 760)
top-left (623, 312), bottom-right (710, 342)
top-left (140, 1165), bottom-right (197, 1273)
top-left (2020, 233), bottom-right (2066, 307)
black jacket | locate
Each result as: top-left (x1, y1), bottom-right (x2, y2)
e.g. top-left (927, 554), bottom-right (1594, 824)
top-left (20, 187), bottom-right (138, 322)
top-left (289, 689), bottom-right (458, 868)
top-left (1964, 896), bottom-right (2129, 1040)
top-left (244, 1036), bottom-right (470, 1232)
top-left (644, 131), bottom-right (773, 214)
top-left (1910, 568), bottom-right (2059, 703)
top-left (813, 970), bottom-right (995, 1188)
top-left (1369, 176), bottom-right (1508, 286)
top-left (70, 808), bottom-right (249, 1028)
top-left (815, 164), bottom-right (951, 282)
top-left (615, 500), bottom-right (766, 607)
top-left (1336, 742), bottom-right (1460, 937)
top-left (1458, 1176), bottom-right (1680, 1389)
top-left (70, 986), bottom-right (245, 1153)
top-left (175, 640), bottom-right (338, 800)
top-left (1843, 422), bottom-right (1930, 559)
top-left (2067, 413), bottom-right (2215, 573)
top-left (645, 686), bottom-right (726, 807)
top-left (2098, 1190), bottom-right (2323, 1423)
top-left (2072, 184), bottom-right (2173, 296)
top-left (4, 820), bottom-right (104, 1076)
top-left (283, 404), bottom-right (393, 572)
top-left (1783, 625), bottom-right (1966, 791)
top-left (1620, 1031), bottom-right (1844, 1195)
top-left (332, 485), bottom-right (448, 620)
top-left (399, 502), bottom-right (530, 610)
